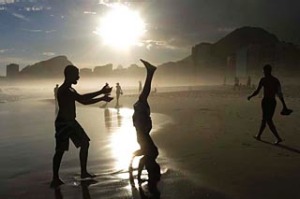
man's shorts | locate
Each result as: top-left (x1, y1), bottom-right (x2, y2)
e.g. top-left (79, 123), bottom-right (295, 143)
top-left (55, 120), bottom-right (90, 151)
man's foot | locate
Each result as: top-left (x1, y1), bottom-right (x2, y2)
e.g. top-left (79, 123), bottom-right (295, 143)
top-left (140, 59), bottom-right (157, 73)
top-left (274, 139), bottom-right (283, 145)
top-left (253, 135), bottom-right (261, 141)
top-left (81, 172), bottom-right (96, 179)
top-left (50, 178), bottom-right (64, 188)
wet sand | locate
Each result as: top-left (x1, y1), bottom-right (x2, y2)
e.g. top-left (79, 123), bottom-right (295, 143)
top-left (1, 85), bottom-right (300, 198)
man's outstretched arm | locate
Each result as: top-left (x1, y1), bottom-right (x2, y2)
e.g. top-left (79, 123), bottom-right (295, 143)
top-left (78, 95), bottom-right (113, 105)
top-left (76, 84), bottom-right (112, 102)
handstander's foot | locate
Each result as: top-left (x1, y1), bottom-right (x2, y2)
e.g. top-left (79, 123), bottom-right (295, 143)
top-left (140, 59), bottom-right (157, 73)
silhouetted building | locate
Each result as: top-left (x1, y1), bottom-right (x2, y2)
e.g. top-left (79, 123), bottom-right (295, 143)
top-left (6, 63), bottom-right (19, 78)
top-left (80, 68), bottom-right (93, 76)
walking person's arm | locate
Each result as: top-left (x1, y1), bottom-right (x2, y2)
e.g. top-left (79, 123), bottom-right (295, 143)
top-left (248, 79), bottom-right (263, 100)
top-left (276, 81), bottom-right (288, 109)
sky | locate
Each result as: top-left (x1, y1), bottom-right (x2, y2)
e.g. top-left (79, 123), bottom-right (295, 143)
top-left (0, 0), bottom-right (300, 75)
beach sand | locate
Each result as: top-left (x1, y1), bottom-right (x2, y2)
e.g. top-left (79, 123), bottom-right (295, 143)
top-left (1, 85), bottom-right (300, 199)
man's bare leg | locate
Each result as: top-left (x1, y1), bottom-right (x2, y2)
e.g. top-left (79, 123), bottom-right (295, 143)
top-left (80, 142), bottom-right (95, 178)
top-left (267, 120), bottom-right (283, 144)
top-left (254, 120), bottom-right (266, 140)
top-left (51, 151), bottom-right (65, 188)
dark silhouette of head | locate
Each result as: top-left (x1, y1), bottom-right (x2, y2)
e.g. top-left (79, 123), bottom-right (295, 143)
top-left (64, 65), bottom-right (79, 84)
top-left (263, 64), bottom-right (272, 77)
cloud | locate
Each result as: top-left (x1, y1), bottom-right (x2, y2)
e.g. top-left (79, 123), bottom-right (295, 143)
top-left (21, 28), bottom-right (56, 34)
top-left (83, 11), bottom-right (97, 15)
top-left (12, 12), bottom-right (29, 21)
top-left (218, 27), bottom-right (236, 33)
top-left (42, 52), bottom-right (56, 56)
top-left (0, 0), bottom-right (15, 5)
top-left (0, 48), bottom-right (13, 53)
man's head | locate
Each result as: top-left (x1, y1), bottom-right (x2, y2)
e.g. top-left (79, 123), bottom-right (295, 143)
top-left (263, 64), bottom-right (272, 77)
top-left (64, 65), bottom-right (79, 84)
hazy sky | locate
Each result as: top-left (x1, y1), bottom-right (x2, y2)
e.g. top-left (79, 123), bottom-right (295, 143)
top-left (0, 0), bottom-right (300, 75)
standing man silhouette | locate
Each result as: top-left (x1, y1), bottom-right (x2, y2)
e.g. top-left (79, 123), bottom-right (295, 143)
top-left (51, 65), bottom-right (113, 188)
top-left (248, 64), bottom-right (292, 144)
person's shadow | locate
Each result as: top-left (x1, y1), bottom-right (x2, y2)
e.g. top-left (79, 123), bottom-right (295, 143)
top-left (54, 179), bottom-right (97, 199)
top-left (256, 139), bottom-right (300, 154)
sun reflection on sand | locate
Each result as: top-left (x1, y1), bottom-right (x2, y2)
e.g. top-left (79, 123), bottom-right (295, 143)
top-left (104, 108), bottom-right (140, 170)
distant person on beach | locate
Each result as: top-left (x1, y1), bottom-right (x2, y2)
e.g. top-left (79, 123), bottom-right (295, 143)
top-left (234, 76), bottom-right (240, 90)
top-left (50, 65), bottom-right (113, 188)
top-left (54, 84), bottom-right (59, 99)
top-left (247, 64), bottom-right (292, 144)
top-left (131, 59), bottom-right (160, 192)
top-left (138, 80), bottom-right (142, 93)
top-left (115, 82), bottom-right (123, 106)
top-left (54, 84), bottom-right (59, 114)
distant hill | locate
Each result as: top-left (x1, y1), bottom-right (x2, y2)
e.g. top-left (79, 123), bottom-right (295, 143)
top-left (20, 56), bottom-right (73, 78)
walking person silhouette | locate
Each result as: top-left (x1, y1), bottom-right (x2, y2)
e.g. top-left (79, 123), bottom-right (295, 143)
top-left (248, 64), bottom-right (292, 144)
top-left (115, 82), bottom-right (123, 107)
top-left (131, 59), bottom-right (161, 192)
top-left (50, 65), bottom-right (113, 188)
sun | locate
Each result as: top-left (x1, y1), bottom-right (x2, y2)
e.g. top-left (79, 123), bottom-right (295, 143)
top-left (95, 5), bottom-right (146, 49)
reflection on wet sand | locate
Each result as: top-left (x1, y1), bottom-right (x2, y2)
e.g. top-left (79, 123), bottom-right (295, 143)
top-left (104, 107), bottom-right (140, 169)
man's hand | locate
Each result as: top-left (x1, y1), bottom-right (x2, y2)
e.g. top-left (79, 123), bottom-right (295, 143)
top-left (101, 83), bottom-right (113, 95)
top-left (101, 95), bottom-right (113, 102)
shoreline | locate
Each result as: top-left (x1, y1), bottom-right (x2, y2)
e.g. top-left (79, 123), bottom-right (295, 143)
top-left (1, 85), bottom-right (300, 198)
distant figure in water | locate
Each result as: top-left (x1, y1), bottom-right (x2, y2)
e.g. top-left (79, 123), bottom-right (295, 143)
top-left (247, 64), bottom-right (292, 145)
top-left (54, 84), bottom-right (59, 115)
top-left (50, 65), bottom-right (113, 188)
top-left (138, 80), bottom-right (142, 93)
top-left (115, 82), bottom-right (123, 107)
top-left (131, 59), bottom-right (160, 192)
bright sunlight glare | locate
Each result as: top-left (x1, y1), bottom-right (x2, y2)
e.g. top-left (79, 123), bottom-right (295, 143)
top-left (95, 4), bottom-right (146, 49)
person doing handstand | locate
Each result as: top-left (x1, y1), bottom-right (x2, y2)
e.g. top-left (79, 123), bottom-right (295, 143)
top-left (131, 59), bottom-right (161, 192)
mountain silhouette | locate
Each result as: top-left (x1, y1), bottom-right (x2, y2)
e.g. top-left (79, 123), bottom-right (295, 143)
top-left (12, 26), bottom-right (300, 82)
top-left (20, 56), bottom-right (73, 78)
